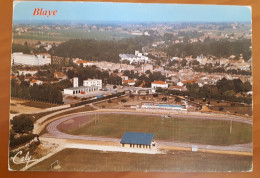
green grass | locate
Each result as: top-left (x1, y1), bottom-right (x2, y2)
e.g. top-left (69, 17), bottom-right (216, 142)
top-left (28, 149), bottom-right (252, 172)
top-left (13, 29), bottom-right (133, 42)
top-left (63, 114), bottom-right (252, 146)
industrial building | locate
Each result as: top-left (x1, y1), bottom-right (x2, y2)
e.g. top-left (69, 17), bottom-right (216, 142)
top-left (120, 132), bottom-right (154, 149)
top-left (141, 103), bottom-right (187, 111)
top-left (63, 77), bottom-right (102, 95)
top-left (11, 52), bottom-right (51, 66)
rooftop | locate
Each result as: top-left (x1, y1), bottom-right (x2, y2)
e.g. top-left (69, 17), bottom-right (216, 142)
top-left (120, 132), bottom-right (154, 145)
top-left (152, 81), bottom-right (166, 85)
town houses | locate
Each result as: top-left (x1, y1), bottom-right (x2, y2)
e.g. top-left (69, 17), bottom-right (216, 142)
top-left (119, 50), bottom-right (151, 64)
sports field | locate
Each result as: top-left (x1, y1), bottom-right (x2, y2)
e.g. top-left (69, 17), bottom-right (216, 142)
top-left (58, 114), bottom-right (252, 146)
top-left (28, 148), bottom-right (252, 172)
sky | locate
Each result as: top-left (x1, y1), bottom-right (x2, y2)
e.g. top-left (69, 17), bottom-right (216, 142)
top-left (13, 1), bottom-right (252, 23)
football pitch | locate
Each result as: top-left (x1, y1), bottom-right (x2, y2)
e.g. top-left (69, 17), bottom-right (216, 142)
top-left (58, 113), bottom-right (252, 146)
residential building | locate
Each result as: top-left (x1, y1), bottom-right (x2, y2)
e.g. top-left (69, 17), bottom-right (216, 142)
top-left (83, 79), bottom-right (102, 90)
top-left (123, 80), bottom-right (135, 86)
top-left (119, 50), bottom-right (150, 64)
top-left (151, 81), bottom-right (168, 89)
top-left (17, 70), bottom-right (38, 76)
top-left (54, 71), bottom-right (67, 81)
top-left (30, 79), bottom-right (43, 86)
top-left (196, 55), bottom-right (207, 65)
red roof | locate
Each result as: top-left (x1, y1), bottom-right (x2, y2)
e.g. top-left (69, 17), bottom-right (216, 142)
top-left (54, 71), bottom-right (66, 78)
top-left (152, 81), bottom-right (166, 85)
top-left (123, 80), bottom-right (135, 84)
top-left (76, 59), bottom-right (89, 64)
top-left (31, 79), bottom-right (37, 84)
top-left (182, 78), bottom-right (197, 84)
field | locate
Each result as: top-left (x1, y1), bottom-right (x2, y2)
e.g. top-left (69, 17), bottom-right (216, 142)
top-left (28, 149), bottom-right (252, 172)
top-left (12, 29), bottom-right (133, 43)
top-left (59, 114), bottom-right (252, 146)
top-left (10, 99), bottom-right (53, 114)
top-left (194, 98), bottom-right (252, 116)
top-left (20, 101), bottom-right (58, 109)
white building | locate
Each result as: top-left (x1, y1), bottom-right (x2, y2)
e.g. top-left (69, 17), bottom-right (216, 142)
top-left (141, 103), bottom-right (187, 111)
top-left (151, 81), bottom-right (168, 90)
top-left (83, 79), bottom-right (102, 90)
top-left (196, 55), bottom-right (207, 65)
top-left (64, 78), bottom-right (102, 95)
top-left (140, 64), bottom-right (153, 73)
top-left (17, 70), bottom-right (38, 76)
top-left (119, 51), bottom-right (150, 64)
top-left (12, 52), bottom-right (51, 66)
top-left (75, 59), bottom-right (95, 67)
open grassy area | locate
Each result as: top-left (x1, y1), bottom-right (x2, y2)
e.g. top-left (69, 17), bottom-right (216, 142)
top-left (13, 29), bottom-right (133, 42)
top-left (28, 149), bottom-right (252, 172)
top-left (62, 114), bottom-right (252, 146)
top-left (20, 101), bottom-right (58, 109)
top-left (209, 106), bottom-right (252, 116)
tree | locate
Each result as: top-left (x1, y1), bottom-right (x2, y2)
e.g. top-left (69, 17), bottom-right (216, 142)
top-left (243, 81), bottom-right (252, 92)
top-left (121, 99), bottom-right (127, 103)
top-left (11, 115), bottom-right (34, 133)
top-left (162, 97), bottom-right (167, 101)
top-left (181, 59), bottom-right (187, 67)
top-left (175, 97), bottom-right (181, 102)
top-left (153, 93), bottom-right (158, 97)
top-left (67, 69), bottom-right (75, 79)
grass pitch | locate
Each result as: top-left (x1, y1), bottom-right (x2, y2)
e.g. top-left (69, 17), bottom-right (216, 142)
top-left (60, 114), bottom-right (252, 146)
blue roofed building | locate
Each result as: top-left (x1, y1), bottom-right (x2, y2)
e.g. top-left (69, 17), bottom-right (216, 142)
top-left (120, 132), bottom-right (154, 149)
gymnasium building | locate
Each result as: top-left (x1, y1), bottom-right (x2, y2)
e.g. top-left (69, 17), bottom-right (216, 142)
top-left (120, 132), bottom-right (155, 149)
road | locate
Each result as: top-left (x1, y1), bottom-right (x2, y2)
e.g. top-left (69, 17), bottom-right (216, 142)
top-left (42, 110), bottom-right (253, 154)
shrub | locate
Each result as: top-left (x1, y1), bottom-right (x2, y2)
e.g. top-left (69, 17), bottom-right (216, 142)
top-left (130, 94), bottom-right (135, 98)
top-left (175, 97), bottom-right (181, 102)
top-left (121, 99), bottom-right (127, 103)
top-left (11, 115), bottom-right (34, 133)
top-left (9, 133), bottom-right (36, 147)
top-left (153, 93), bottom-right (158, 97)
top-left (162, 97), bottom-right (167, 101)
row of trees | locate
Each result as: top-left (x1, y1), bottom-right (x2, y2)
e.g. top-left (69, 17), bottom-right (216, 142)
top-left (193, 66), bottom-right (252, 76)
top-left (167, 39), bottom-right (251, 60)
top-left (11, 79), bottom-right (63, 104)
top-left (177, 78), bottom-right (252, 104)
top-left (12, 44), bottom-right (31, 54)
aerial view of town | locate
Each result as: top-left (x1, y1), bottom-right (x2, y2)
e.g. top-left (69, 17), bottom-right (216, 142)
top-left (9, 2), bottom-right (252, 172)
